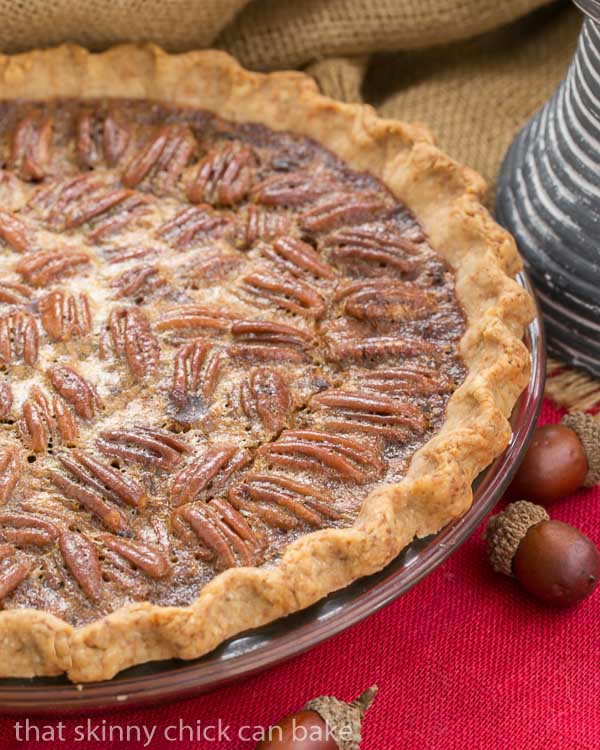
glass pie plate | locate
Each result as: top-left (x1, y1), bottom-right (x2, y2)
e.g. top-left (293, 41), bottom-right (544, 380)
top-left (0, 272), bottom-right (545, 713)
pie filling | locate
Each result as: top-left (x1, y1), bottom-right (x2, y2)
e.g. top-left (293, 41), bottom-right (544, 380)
top-left (0, 100), bottom-right (466, 626)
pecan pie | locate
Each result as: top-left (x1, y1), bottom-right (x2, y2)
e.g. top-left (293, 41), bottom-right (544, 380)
top-left (0, 45), bottom-right (533, 682)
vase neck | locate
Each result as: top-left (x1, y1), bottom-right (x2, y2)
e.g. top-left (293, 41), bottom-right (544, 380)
top-left (573, 0), bottom-right (600, 22)
top-left (565, 17), bottom-right (600, 125)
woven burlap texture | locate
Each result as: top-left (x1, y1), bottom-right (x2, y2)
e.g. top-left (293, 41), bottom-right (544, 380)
top-left (0, 1), bottom-right (554, 62)
top-left (0, 0), bottom-right (597, 408)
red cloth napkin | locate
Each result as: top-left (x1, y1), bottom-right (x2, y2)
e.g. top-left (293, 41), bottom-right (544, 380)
top-left (2, 399), bottom-right (599, 749)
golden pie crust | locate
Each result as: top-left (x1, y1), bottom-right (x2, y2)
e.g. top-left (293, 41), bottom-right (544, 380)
top-left (0, 44), bottom-right (533, 682)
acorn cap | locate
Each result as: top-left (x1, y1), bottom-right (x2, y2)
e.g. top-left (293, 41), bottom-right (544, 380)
top-left (561, 412), bottom-right (600, 487)
top-left (483, 501), bottom-right (549, 576)
top-left (304, 685), bottom-right (378, 750)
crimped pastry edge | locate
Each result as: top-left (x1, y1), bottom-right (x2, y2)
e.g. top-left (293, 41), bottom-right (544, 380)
top-left (0, 43), bottom-right (534, 682)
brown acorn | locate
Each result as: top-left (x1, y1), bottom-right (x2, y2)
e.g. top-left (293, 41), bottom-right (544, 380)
top-left (508, 425), bottom-right (586, 504)
top-left (483, 501), bottom-right (600, 606)
top-left (256, 685), bottom-right (378, 750)
top-left (508, 414), bottom-right (599, 505)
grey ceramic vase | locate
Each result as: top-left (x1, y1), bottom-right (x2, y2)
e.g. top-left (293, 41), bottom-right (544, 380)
top-left (496, 0), bottom-right (600, 377)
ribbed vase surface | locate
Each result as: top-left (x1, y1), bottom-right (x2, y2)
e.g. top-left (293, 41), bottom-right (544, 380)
top-left (496, 2), bottom-right (600, 376)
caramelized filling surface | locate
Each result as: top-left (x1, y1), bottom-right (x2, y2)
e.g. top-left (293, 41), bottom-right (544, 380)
top-left (0, 100), bottom-right (466, 625)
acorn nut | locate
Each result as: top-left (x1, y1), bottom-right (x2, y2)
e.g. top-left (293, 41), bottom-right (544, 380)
top-left (256, 685), bottom-right (378, 750)
top-left (484, 501), bottom-right (600, 606)
top-left (508, 424), bottom-right (587, 505)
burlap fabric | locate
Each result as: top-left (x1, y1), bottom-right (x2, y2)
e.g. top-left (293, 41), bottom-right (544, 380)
top-left (0, 1), bottom-right (564, 62)
top-left (0, 0), bottom-right (597, 408)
